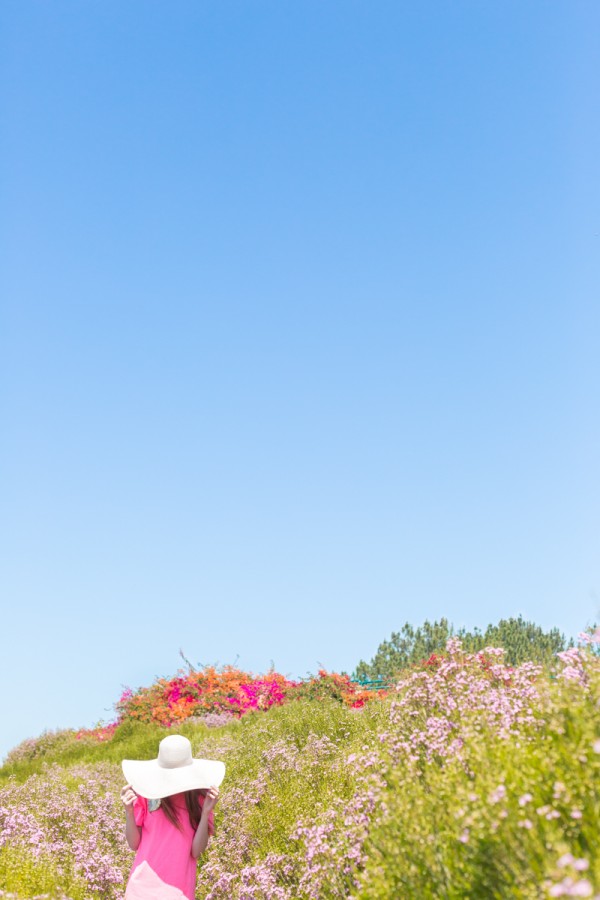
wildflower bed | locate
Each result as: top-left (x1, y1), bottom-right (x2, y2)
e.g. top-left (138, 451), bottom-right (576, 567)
top-left (1, 638), bottom-right (599, 899)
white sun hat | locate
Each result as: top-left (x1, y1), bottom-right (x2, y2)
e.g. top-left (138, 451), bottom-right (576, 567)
top-left (122, 735), bottom-right (226, 800)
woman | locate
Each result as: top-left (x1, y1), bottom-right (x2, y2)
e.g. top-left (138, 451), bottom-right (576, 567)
top-left (121, 734), bottom-right (226, 900)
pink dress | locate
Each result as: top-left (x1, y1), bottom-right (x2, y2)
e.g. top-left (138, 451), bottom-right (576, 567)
top-left (125, 792), bottom-right (215, 900)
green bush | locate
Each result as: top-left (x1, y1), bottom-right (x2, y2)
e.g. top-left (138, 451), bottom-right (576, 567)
top-left (357, 660), bottom-right (600, 898)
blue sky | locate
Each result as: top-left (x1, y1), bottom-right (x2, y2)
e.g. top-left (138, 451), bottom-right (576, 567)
top-left (1, 1), bottom-right (599, 761)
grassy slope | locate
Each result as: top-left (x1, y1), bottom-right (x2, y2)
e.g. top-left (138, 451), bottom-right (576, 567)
top-left (0, 699), bottom-right (389, 899)
top-left (1, 656), bottom-right (599, 900)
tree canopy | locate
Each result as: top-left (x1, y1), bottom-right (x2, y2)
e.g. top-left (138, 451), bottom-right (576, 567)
top-left (353, 616), bottom-right (570, 681)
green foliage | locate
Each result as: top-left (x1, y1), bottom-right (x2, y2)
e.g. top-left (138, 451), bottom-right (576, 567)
top-left (469, 617), bottom-right (568, 666)
top-left (197, 699), bottom-right (385, 857)
top-left (1, 721), bottom-right (180, 785)
top-left (354, 615), bottom-right (569, 680)
top-left (357, 662), bottom-right (600, 899)
top-left (354, 618), bottom-right (453, 679)
top-left (0, 846), bottom-right (85, 899)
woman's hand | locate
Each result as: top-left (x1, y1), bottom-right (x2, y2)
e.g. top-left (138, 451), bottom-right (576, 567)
top-left (121, 784), bottom-right (138, 810)
top-left (202, 785), bottom-right (220, 814)
top-left (121, 784), bottom-right (142, 851)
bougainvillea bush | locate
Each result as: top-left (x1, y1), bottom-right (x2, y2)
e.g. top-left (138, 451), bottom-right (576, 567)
top-left (113, 666), bottom-right (378, 730)
top-left (1, 635), bottom-right (599, 900)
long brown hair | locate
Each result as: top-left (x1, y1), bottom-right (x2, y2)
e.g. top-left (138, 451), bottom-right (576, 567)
top-left (159, 789), bottom-right (207, 832)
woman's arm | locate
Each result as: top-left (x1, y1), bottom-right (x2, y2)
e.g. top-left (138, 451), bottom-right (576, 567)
top-left (191, 786), bottom-right (219, 859)
top-left (191, 807), bottom-right (211, 858)
top-left (121, 784), bottom-right (142, 851)
top-left (125, 805), bottom-right (142, 851)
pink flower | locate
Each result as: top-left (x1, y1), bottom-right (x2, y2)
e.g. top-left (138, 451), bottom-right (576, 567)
top-left (489, 785), bottom-right (506, 804)
top-left (570, 880), bottom-right (593, 897)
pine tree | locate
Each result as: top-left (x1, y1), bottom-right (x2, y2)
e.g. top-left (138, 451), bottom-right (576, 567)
top-left (353, 615), bottom-right (570, 681)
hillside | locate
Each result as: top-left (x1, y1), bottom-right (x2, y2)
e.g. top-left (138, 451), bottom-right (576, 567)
top-left (1, 636), bottom-right (599, 899)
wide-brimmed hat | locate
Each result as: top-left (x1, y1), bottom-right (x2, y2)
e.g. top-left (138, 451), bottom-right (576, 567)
top-left (122, 735), bottom-right (226, 800)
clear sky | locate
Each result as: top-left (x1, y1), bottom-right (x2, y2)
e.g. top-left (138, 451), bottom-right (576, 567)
top-left (1, 1), bottom-right (599, 762)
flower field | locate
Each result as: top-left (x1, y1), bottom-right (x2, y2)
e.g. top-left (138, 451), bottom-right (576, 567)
top-left (1, 635), bottom-right (599, 899)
